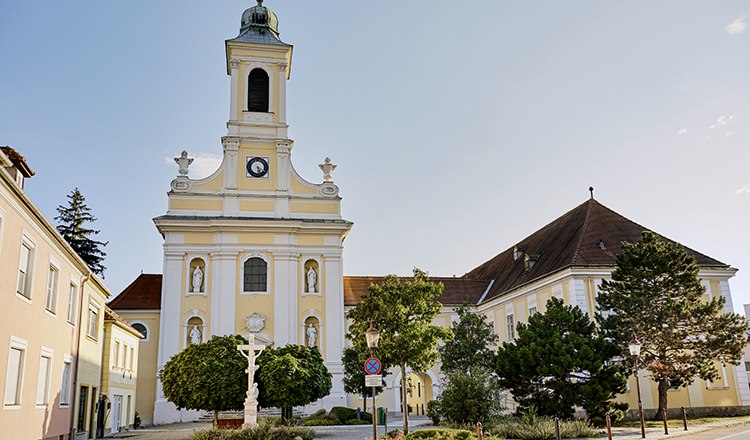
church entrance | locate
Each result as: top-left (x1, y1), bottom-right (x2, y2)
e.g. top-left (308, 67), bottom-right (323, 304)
top-left (405, 373), bottom-right (433, 416)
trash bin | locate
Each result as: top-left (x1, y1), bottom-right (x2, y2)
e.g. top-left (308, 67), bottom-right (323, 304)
top-left (377, 407), bottom-right (386, 425)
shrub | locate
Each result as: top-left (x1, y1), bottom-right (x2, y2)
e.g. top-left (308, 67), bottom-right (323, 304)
top-left (307, 409), bottom-right (327, 419)
top-left (328, 406), bottom-right (371, 423)
top-left (302, 418), bottom-right (337, 426)
top-left (426, 400), bottom-right (441, 426)
top-left (440, 372), bottom-right (500, 425)
top-left (489, 416), bottom-right (597, 440)
top-left (346, 419), bottom-right (370, 425)
top-left (402, 429), bottom-right (502, 440)
top-left (187, 424), bottom-right (314, 440)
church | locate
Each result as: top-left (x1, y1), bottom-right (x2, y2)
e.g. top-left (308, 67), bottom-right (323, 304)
top-left (108, 1), bottom-right (749, 426)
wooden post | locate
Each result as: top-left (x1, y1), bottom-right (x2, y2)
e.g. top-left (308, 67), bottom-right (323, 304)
top-left (681, 407), bottom-right (687, 431)
top-left (555, 417), bottom-right (561, 440)
top-left (384, 407), bottom-right (387, 437)
top-left (662, 408), bottom-right (669, 435)
top-left (605, 413), bottom-right (612, 440)
top-left (476, 422), bottom-right (483, 440)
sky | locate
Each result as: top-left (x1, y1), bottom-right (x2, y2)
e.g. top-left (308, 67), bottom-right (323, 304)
top-left (1, 1), bottom-right (748, 312)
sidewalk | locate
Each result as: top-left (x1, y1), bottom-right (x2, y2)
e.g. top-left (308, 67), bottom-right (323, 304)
top-left (587, 416), bottom-right (750, 440)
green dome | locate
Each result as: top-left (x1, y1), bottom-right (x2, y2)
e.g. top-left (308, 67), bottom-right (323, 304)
top-left (240, 0), bottom-right (280, 38)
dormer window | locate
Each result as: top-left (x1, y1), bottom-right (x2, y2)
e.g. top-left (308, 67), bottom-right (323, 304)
top-left (513, 246), bottom-right (524, 261)
top-left (598, 240), bottom-right (607, 250)
top-left (247, 68), bottom-right (269, 112)
top-left (524, 254), bottom-right (539, 272)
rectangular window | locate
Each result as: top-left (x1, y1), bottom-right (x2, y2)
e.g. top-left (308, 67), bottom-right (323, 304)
top-left (122, 344), bottom-right (128, 369)
top-left (67, 283), bottom-right (77, 324)
top-left (77, 386), bottom-right (88, 432)
top-left (745, 361), bottom-right (750, 371)
top-left (60, 357), bottom-right (72, 406)
top-left (129, 347), bottom-right (134, 370)
top-left (45, 265), bottom-right (59, 313)
top-left (36, 353), bottom-right (52, 405)
top-left (87, 303), bottom-right (99, 340)
top-left (529, 306), bottom-right (537, 317)
top-left (114, 341), bottom-right (120, 368)
top-left (506, 314), bottom-right (515, 341)
top-left (17, 241), bottom-right (34, 298)
top-left (4, 346), bottom-right (25, 405)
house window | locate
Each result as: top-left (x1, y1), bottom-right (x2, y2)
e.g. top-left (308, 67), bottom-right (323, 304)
top-left (131, 322), bottom-right (148, 341)
top-left (243, 257), bottom-right (267, 292)
top-left (247, 68), bottom-right (270, 112)
top-left (67, 283), bottom-right (77, 324)
top-left (87, 303), bottom-right (99, 340)
top-left (4, 340), bottom-right (26, 405)
top-left (744, 361), bottom-right (750, 371)
top-left (114, 341), bottom-right (120, 367)
top-left (129, 347), bottom-right (135, 370)
top-left (506, 314), bottom-right (515, 341)
top-left (529, 306), bottom-right (537, 317)
top-left (60, 357), bottom-right (72, 406)
top-left (45, 265), bottom-right (60, 313)
top-left (122, 344), bottom-right (128, 369)
top-left (77, 386), bottom-right (88, 432)
top-left (36, 351), bottom-right (52, 405)
top-left (17, 239), bottom-right (34, 299)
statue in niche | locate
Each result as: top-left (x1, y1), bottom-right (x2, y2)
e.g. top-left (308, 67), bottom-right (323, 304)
top-left (307, 266), bottom-right (317, 293)
top-left (189, 325), bottom-right (202, 345)
top-left (192, 265), bottom-right (203, 293)
top-left (306, 323), bottom-right (318, 348)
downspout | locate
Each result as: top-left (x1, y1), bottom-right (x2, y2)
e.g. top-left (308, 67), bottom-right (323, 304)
top-left (70, 271), bottom-right (91, 440)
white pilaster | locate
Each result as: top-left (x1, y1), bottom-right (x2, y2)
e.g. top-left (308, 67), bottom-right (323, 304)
top-left (222, 136), bottom-right (240, 190)
top-left (211, 252), bottom-right (238, 336)
top-left (719, 280), bottom-right (734, 314)
top-left (273, 253), bottom-right (298, 345)
top-left (278, 62), bottom-right (287, 123)
top-left (322, 253), bottom-right (346, 408)
top-left (229, 58), bottom-right (240, 122)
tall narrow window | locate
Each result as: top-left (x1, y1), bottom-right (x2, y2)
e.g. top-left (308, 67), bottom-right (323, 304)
top-left (4, 346), bottom-right (25, 405)
top-left (243, 257), bottom-right (268, 292)
top-left (17, 241), bottom-right (34, 298)
top-left (129, 347), bottom-right (134, 370)
top-left (36, 353), bottom-right (52, 405)
top-left (67, 283), bottom-right (77, 324)
top-left (77, 386), bottom-right (88, 432)
top-left (45, 265), bottom-right (59, 313)
top-left (114, 341), bottom-right (121, 368)
top-left (87, 303), bottom-right (99, 340)
top-left (506, 314), bottom-right (515, 342)
top-left (60, 358), bottom-right (72, 406)
top-left (247, 68), bottom-right (270, 112)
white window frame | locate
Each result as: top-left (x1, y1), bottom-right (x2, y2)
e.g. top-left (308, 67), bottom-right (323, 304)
top-left (240, 253), bottom-right (270, 295)
top-left (130, 321), bottom-right (150, 342)
top-left (67, 280), bottom-right (78, 325)
top-left (60, 354), bottom-right (73, 407)
top-left (87, 302), bottom-right (100, 340)
top-left (129, 346), bottom-right (134, 371)
top-left (506, 313), bottom-right (515, 342)
top-left (45, 258), bottom-right (61, 314)
top-left (36, 347), bottom-right (53, 407)
top-left (113, 340), bottom-right (121, 368)
top-left (16, 233), bottom-right (36, 302)
top-left (4, 336), bottom-right (28, 407)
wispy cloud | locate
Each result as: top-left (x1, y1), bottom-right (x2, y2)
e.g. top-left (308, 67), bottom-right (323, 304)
top-left (709, 114), bottom-right (734, 129)
top-left (164, 152), bottom-right (222, 179)
top-left (677, 128), bottom-right (688, 135)
top-left (736, 183), bottom-right (750, 194)
top-left (725, 15), bottom-right (748, 35)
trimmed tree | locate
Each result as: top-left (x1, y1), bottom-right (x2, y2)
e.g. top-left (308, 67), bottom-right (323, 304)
top-left (159, 335), bottom-right (247, 427)
top-left (496, 298), bottom-right (627, 421)
top-left (345, 268), bottom-right (452, 433)
top-left (440, 370), bottom-right (500, 425)
top-left (55, 188), bottom-right (108, 276)
top-left (597, 231), bottom-right (748, 417)
top-left (256, 344), bottom-right (331, 421)
top-left (342, 346), bottom-right (386, 412)
top-left (439, 304), bottom-right (498, 377)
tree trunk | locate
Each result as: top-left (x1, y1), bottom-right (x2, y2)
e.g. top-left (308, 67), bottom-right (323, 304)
top-left (656, 378), bottom-right (669, 420)
top-left (363, 393), bottom-right (368, 413)
top-left (401, 364), bottom-right (409, 434)
top-left (213, 409), bottom-right (219, 429)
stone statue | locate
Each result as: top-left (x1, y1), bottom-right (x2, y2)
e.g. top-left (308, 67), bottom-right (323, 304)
top-left (189, 325), bottom-right (202, 345)
top-left (306, 323), bottom-right (317, 348)
top-left (307, 266), bottom-right (317, 293)
top-left (175, 151), bottom-right (193, 176)
top-left (237, 334), bottom-right (265, 428)
top-left (319, 157), bottom-right (336, 182)
top-left (192, 265), bottom-right (203, 293)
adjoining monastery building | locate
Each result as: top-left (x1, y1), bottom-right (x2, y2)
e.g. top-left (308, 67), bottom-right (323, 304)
top-left (105, 1), bottom-right (750, 426)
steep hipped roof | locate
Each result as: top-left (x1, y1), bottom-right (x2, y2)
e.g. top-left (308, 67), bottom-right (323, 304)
top-left (465, 198), bottom-right (728, 302)
top-left (108, 274), bottom-right (162, 310)
top-left (344, 276), bottom-right (491, 307)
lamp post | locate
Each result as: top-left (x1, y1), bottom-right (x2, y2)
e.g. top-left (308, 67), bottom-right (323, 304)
top-left (629, 334), bottom-right (646, 439)
top-left (365, 321), bottom-right (380, 440)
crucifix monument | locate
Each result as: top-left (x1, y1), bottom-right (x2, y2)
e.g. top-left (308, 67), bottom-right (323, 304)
top-left (237, 334), bottom-right (265, 427)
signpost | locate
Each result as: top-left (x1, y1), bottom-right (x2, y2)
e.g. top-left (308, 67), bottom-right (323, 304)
top-left (364, 356), bottom-right (382, 439)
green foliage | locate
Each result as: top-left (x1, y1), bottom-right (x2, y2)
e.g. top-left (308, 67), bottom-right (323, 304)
top-left (187, 424), bottom-right (314, 440)
top-left (596, 231), bottom-right (749, 414)
top-left (439, 305), bottom-right (498, 377)
top-left (426, 400), bottom-right (442, 426)
top-left (440, 371), bottom-right (500, 425)
top-left (489, 415), bottom-right (597, 440)
top-left (159, 335), bottom-right (248, 415)
top-left (328, 406), bottom-right (371, 423)
top-left (345, 268), bottom-right (453, 432)
top-left (402, 429), bottom-right (502, 440)
top-left (341, 346), bottom-right (386, 408)
top-left (495, 298), bottom-right (626, 420)
top-left (257, 345), bottom-right (331, 420)
top-left (55, 188), bottom-right (108, 276)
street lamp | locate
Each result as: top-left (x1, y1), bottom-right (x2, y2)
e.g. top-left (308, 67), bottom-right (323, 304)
top-left (629, 334), bottom-right (646, 439)
top-left (365, 321), bottom-right (380, 440)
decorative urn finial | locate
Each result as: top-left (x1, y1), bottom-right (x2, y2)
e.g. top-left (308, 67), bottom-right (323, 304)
top-left (175, 151), bottom-right (194, 176)
top-left (319, 157), bottom-right (337, 182)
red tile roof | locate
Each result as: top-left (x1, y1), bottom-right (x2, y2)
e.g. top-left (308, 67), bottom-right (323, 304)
top-left (108, 274), bottom-right (162, 310)
top-left (343, 276), bottom-right (490, 306)
top-left (0, 146), bottom-right (34, 177)
top-left (104, 305), bottom-right (145, 338)
top-left (465, 198), bottom-right (728, 302)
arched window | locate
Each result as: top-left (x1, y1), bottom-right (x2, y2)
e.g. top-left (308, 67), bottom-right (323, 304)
top-left (247, 68), bottom-right (269, 112)
top-left (244, 257), bottom-right (267, 292)
top-left (131, 323), bottom-right (148, 341)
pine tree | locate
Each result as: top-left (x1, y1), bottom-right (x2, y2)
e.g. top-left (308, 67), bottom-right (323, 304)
top-left (597, 231), bottom-right (747, 418)
top-left (55, 188), bottom-right (108, 276)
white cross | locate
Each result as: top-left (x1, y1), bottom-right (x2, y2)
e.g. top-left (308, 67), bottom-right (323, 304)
top-left (237, 333), bottom-right (266, 427)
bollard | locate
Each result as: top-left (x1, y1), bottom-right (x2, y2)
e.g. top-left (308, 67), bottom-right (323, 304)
top-left (555, 417), bottom-right (561, 440)
top-left (662, 408), bottom-right (669, 435)
top-left (605, 413), bottom-right (612, 440)
top-left (384, 407), bottom-right (387, 438)
top-left (477, 421), bottom-right (484, 440)
top-left (681, 407), bottom-right (687, 431)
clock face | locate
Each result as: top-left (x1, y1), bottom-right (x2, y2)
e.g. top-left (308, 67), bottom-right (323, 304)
top-left (246, 157), bottom-right (270, 178)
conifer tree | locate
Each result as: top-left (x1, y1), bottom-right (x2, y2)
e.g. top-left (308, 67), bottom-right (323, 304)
top-left (597, 231), bottom-right (747, 418)
top-left (55, 188), bottom-right (108, 276)
top-left (439, 305), bottom-right (498, 377)
top-left (496, 298), bottom-right (627, 421)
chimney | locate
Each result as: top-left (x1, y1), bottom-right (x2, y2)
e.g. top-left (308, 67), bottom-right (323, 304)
top-left (0, 147), bottom-right (35, 189)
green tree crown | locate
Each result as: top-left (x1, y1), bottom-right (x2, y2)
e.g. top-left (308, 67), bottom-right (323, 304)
top-left (55, 188), bottom-right (107, 276)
